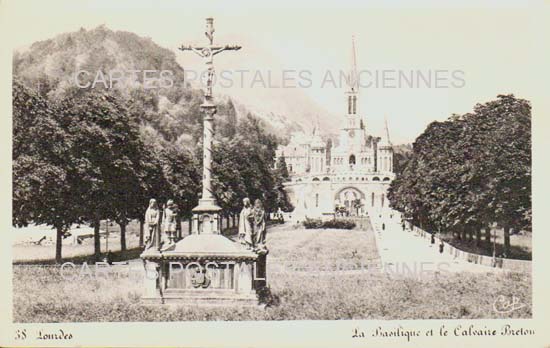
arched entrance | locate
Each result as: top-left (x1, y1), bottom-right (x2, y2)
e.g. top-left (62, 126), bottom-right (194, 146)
top-left (334, 187), bottom-right (365, 216)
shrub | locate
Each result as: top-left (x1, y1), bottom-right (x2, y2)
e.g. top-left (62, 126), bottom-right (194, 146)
top-left (303, 218), bottom-right (323, 229)
top-left (303, 218), bottom-right (356, 230)
top-left (323, 219), bottom-right (356, 229)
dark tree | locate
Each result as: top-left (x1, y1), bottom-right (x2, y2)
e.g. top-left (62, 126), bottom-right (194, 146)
top-left (388, 95), bottom-right (531, 257)
top-left (13, 80), bottom-right (81, 263)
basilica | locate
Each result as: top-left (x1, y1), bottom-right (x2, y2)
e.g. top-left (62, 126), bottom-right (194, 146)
top-left (275, 40), bottom-right (395, 219)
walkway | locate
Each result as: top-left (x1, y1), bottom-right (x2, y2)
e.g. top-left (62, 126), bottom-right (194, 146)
top-left (370, 210), bottom-right (501, 274)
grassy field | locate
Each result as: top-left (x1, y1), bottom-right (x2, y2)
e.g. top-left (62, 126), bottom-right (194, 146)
top-left (13, 223), bottom-right (532, 322)
top-left (12, 220), bottom-right (144, 263)
top-left (12, 219), bottom-right (238, 264)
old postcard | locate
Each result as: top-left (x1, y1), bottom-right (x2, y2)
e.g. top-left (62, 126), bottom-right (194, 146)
top-left (1, 0), bottom-right (549, 347)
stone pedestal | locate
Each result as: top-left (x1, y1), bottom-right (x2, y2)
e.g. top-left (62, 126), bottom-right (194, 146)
top-left (254, 253), bottom-right (268, 289)
top-left (191, 199), bottom-right (222, 235)
top-left (140, 234), bottom-right (261, 305)
top-left (143, 260), bottom-right (160, 298)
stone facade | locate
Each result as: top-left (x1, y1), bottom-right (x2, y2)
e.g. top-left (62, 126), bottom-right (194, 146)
top-left (275, 39), bottom-right (395, 220)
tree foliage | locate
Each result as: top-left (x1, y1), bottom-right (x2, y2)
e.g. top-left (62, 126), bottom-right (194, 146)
top-left (387, 95), bottom-right (531, 256)
top-left (211, 114), bottom-right (293, 217)
top-left (13, 80), bottom-right (290, 260)
top-left (12, 27), bottom-right (294, 261)
top-left (13, 80), bottom-right (80, 262)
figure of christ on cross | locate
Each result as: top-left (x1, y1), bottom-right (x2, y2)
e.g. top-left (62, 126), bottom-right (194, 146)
top-left (179, 18), bottom-right (241, 98)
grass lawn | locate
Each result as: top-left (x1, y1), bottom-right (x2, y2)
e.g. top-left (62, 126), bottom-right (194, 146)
top-left (12, 220), bottom-right (144, 263)
top-left (13, 222), bottom-right (531, 322)
top-left (12, 219), bottom-right (236, 264)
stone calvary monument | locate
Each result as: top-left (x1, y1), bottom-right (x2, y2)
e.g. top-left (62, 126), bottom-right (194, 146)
top-left (140, 18), bottom-right (266, 305)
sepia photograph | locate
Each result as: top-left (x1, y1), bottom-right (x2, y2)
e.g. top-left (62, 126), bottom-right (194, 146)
top-left (1, 0), bottom-right (549, 347)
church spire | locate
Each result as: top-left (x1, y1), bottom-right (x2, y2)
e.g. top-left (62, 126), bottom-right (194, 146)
top-left (348, 35), bottom-right (359, 93)
top-left (316, 114), bottom-right (321, 134)
top-left (312, 115), bottom-right (321, 136)
top-left (345, 36), bottom-right (359, 119)
top-left (379, 116), bottom-right (392, 147)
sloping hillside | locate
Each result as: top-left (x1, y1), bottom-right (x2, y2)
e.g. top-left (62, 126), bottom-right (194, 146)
top-left (13, 25), bottom-right (307, 147)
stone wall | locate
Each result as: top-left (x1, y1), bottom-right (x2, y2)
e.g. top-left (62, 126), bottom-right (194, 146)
top-left (284, 175), bottom-right (393, 219)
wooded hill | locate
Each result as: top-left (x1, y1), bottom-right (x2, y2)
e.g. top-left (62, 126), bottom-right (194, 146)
top-left (12, 26), bottom-right (293, 262)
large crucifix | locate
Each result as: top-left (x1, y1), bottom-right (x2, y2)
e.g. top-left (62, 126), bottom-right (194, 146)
top-left (179, 17), bottom-right (241, 99)
top-left (179, 18), bottom-right (241, 234)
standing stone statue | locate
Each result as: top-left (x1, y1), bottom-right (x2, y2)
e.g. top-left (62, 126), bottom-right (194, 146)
top-left (238, 198), bottom-right (253, 248)
top-left (144, 198), bottom-right (160, 248)
top-left (163, 199), bottom-right (178, 247)
top-left (253, 199), bottom-right (267, 252)
top-left (174, 203), bottom-right (182, 241)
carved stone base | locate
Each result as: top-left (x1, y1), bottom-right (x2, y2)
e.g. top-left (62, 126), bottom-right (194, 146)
top-left (140, 234), bottom-right (261, 305)
top-left (142, 289), bottom-right (258, 306)
top-left (253, 253), bottom-right (268, 289)
top-left (191, 201), bottom-right (222, 235)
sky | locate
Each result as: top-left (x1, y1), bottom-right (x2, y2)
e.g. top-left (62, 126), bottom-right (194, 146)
top-left (2, 0), bottom-right (549, 144)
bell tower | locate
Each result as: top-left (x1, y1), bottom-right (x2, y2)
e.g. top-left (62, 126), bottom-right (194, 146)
top-left (345, 36), bottom-right (361, 130)
top-left (377, 117), bottom-right (393, 173)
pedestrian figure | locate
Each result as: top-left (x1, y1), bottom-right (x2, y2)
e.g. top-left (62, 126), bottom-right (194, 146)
top-left (439, 241), bottom-right (444, 254)
top-left (382, 223), bottom-right (385, 231)
top-left (277, 207), bottom-right (284, 224)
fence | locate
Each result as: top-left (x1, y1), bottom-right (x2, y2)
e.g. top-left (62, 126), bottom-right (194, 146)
top-left (411, 226), bottom-right (531, 273)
